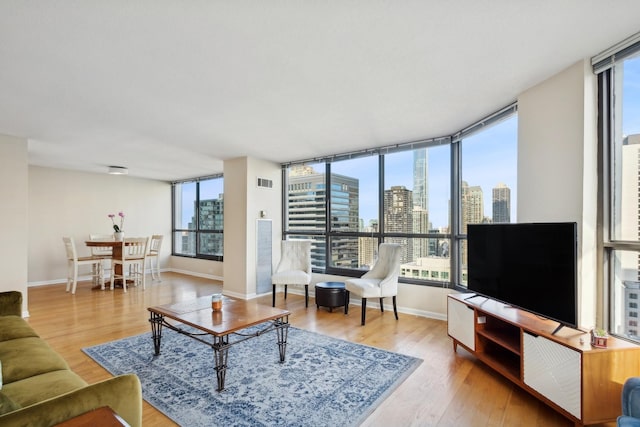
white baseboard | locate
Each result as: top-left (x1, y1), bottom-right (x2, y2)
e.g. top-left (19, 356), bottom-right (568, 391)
top-left (27, 270), bottom-right (445, 322)
top-left (283, 288), bottom-right (447, 322)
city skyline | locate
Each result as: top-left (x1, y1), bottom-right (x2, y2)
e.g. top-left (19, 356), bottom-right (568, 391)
top-left (323, 113), bottom-right (517, 230)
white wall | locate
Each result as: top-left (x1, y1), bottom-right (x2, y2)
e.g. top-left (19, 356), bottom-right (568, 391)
top-left (171, 257), bottom-right (223, 280)
top-left (518, 59), bottom-right (598, 328)
top-left (223, 156), bottom-right (281, 299)
top-left (0, 135), bottom-right (29, 312)
top-left (28, 166), bottom-right (172, 284)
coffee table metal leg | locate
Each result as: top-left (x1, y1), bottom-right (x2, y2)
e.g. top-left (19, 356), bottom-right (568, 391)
top-left (213, 335), bottom-right (230, 391)
top-left (275, 317), bottom-right (289, 362)
top-left (149, 312), bottom-right (164, 355)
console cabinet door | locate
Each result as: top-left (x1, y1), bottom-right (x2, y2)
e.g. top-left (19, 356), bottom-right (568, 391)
top-left (447, 297), bottom-right (475, 351)
top-left (523, 332), bottom-right (581, 419)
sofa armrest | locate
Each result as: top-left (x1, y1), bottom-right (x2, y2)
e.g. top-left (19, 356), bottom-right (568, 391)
top-left (0, 292), bottom-right (22, 317)
top-left (0, 374), bottom-right (142, 427)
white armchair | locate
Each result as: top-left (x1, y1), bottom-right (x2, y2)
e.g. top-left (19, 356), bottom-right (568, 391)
top-left (271, 240), bottom-right (312, 308)
top-left (345, 243), bottom-right (402, 325)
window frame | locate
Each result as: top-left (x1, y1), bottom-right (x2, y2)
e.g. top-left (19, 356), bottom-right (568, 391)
top-left (282, 104), bottom-right (518, 288)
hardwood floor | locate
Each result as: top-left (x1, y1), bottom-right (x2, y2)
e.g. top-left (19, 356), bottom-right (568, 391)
top-left (26, 273), bottom-right (615, 427)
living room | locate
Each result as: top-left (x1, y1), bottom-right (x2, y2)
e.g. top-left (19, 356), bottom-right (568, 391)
top-left (2, 2), bottom-right (640, 426)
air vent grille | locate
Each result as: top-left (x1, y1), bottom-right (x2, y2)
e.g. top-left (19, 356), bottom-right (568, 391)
top-left (257, 177), bottom-right (273, 188)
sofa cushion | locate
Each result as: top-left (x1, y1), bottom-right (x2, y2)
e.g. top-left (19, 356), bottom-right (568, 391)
top-left (0, 390), bottom-right (20, 415)
top-left (0, 337), bottom-right (69, 384)
top-left (0, 316), bottom-right (39, 342)
top-left (0, 291), bottom-right (22, 317)
top-left (1, 370), bottom-right (87, 408)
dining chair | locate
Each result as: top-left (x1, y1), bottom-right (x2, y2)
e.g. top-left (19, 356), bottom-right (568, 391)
top-left (345, 243), bottom-right (402, 325)
top-left (110, 237), bottom-right (148, 292)
top-left (271, 240), bottom-right (312, 308)
top-left (62, 236), bottom-right (104, 294)
top-left (89, 233), bottom-right (113, 281)
top-left (146, 234), bottom-right (164, 281)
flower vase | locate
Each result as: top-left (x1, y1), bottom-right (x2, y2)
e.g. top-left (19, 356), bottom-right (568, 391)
top-left (114, 231), bottom-right (124, 241)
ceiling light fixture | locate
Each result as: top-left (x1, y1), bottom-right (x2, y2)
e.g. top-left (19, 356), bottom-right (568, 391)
top-left (108, 166), bottom-right (128, 175)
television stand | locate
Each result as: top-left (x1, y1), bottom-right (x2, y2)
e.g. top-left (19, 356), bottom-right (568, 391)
top-left (447, 293), bottom-right (640, 426)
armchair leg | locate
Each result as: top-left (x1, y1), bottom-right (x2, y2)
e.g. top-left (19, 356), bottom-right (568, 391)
top-left (380, 298), bottom-right (384, 312)
top-left (361, 298), bottom-right (367, 326)
top-left (393, 295), bottom-right (398, 320)
top-left (285, 285), bottom-right (288, 300)
top-left (344, 290), bottom-right (349, 314)
top-left (272, 284), bottom-right (276, 307)
top-left (305, 285), bottom-right (308, 308)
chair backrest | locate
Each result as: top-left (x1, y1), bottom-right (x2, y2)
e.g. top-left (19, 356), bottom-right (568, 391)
top-left (363, 243), bottom-right (402, 282)
top-left (62, 236), bottom-right (77, 261)
top-left (276, 240), bottom-right (312, 274)
top-left (148, 234), bottom-right (163, 255)
top-left (89, 234), bottom-right (113, 257)
top-left (117, 237), bottom-right (148, 260)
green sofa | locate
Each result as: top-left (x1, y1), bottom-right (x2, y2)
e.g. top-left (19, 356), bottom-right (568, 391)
top-left (0, 291), bottom-right (142, 427)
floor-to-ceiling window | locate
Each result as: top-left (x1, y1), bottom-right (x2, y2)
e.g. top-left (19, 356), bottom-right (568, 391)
top-left (172, 175), bottom-right (224, 260)
top-left (596, 39), bottom-right (640, 341)
top-left (282, 106), bottom-right (517, 287)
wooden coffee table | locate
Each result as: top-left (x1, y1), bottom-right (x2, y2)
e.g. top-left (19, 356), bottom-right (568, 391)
top-left (147, 296), bottom-right (290, 391)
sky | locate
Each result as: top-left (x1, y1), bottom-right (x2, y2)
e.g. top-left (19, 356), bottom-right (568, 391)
top-left (623, 56), bottom-right (640, 136)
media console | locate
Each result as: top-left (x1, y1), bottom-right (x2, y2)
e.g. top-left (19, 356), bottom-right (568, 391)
top-left (448, 293), bottom-right (640, 426)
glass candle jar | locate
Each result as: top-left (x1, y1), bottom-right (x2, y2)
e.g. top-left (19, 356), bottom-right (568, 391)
top-left (211, 293), bottom-right (223, 311)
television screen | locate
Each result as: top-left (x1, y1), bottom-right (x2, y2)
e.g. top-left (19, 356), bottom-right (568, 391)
top-left (467, 222), bottom-right (578, 329)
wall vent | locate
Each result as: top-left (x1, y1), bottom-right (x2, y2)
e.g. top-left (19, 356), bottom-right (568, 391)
top-left (257, 177), bottom-right (273, 189)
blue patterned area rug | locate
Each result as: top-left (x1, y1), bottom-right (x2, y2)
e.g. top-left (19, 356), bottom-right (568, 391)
top-left (83, 325), bottom-right (422, 427)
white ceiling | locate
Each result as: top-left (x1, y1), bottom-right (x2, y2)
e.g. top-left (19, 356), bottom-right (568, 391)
top-left (1, 1), bottom-right (639, 182)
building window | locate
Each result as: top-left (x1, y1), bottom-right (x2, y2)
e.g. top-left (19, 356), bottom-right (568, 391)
top-left (172, 175), bottom-right (223, 261)
top-left (282, 105), bottom-right (517, 287)
top-left (597, 41), bottom-right (640, 342)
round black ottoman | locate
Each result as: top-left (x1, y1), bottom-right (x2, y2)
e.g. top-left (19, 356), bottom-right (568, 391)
top-left (315, 282), bottom-right (348, 313)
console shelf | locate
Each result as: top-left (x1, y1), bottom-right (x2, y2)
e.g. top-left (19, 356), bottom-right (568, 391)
top-left (447, 293), bottom-right (640, 426)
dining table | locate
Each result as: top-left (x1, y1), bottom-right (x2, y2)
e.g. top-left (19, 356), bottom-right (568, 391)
top-left (85, 238), bottom-right (134, 289)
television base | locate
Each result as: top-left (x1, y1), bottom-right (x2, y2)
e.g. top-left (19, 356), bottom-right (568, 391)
top-left (447, 292), bottom-right (640, 426)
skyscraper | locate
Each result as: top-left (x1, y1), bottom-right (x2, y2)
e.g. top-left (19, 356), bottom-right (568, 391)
top-left (412, 148), bottom-right (430, 259)
top-left (413, 148), bottom-right (428, 210)
top-left (384, 185), bottom-right (413, 263)
top-left (287, 165), bottom-right (359, 269)
top-left (492, 183), bottom-right (511, 223)
top-left (461, 181), bottom-right (484, 233)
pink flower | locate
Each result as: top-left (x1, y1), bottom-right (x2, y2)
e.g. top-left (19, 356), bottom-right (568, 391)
top-left (108, 212), bottom-right (125, 232)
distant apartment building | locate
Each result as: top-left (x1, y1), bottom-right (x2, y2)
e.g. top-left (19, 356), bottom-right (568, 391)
top-left (412, 207), bottom-right (429, 259)
top-left (461, 181), bottom-right (484, 232)
top-left (492, 182), bottom-right (511, 223)
top-left (384, 185), bottom-right (413, 264)
top-left (359, 220), bottom-right (379, 268)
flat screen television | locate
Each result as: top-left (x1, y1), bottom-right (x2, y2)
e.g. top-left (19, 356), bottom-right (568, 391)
top-left (467, 222), bottom-right (578, 331)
